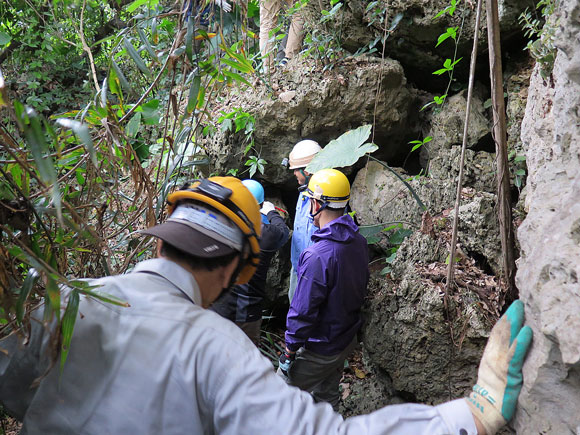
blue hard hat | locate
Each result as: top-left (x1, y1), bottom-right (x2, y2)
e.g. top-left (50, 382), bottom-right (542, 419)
top-left (242, 179), bottom-right (264, 205)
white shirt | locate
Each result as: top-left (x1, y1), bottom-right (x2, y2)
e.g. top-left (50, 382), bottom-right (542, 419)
top-left (0, 258), bottom-right (477, 434)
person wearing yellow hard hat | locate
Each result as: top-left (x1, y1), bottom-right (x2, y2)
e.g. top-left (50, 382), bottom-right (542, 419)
top-left (277, 168), bottom-right (370, 410)
top-left (287, 139), bottom-right (322, 302)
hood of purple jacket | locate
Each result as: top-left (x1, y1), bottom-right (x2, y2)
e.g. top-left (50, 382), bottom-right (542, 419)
top-left (312, 214), bottom-right (360, 244)
top-left (285, 214), bottom-right (369, 355)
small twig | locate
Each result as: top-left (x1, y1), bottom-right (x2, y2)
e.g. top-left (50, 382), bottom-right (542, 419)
top-left (79, 0), bottom-right (101, 93)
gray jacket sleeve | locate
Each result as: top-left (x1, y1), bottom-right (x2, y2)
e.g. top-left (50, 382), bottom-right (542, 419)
top-left (0, 318), bottom-right (51, 420)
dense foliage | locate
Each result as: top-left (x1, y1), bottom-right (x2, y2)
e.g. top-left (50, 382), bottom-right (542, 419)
top-left (0, 0), bottom-right (270, 340)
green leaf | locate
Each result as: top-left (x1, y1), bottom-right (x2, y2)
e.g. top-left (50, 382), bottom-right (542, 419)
top-left (221, 58), bottom-right (253, 74)
top-left (46, 275), bottom-right (61, 323)
top-left (436, 31), bottom-right (452, 47)
top-left (16, 268), bottom-right (40, 323)
top-left (138, 99), bottom-right (160, 125)
top-left (126, 112), bottom-right (142, 137)
top-left (0, 31), bottom-right (11, 46)
top-left (185, 17), bottom-right (194, 63)
top-left (388, 228), bottom-right (413, 245)
top-left (60, 290), bottom-right (79, 373)
top-left (187, 75), bottom-right (201, 114)
top-left (108, 69), bottom-right (122, 99)
top-left (450, 57), bottom-right (463, 67)
top-left (137, 27), bottom-right (159, 63)
top-left (56, 119), bottom-right (97, 167)
top-left (111, 60), bottom-right (132, 92)
top-left (75, 169), bottom-right (85, 185)
top-left (306, 125), bottom-right (378, 172)
top-left (123, 37), bottom-right (151, 77)
top-left (433, 68), bottom-right (448, 75)
top-left (223, 70), bottom-right (252, 87)
top-left (21, 108), bottom-right (55, 183)
top-left (197, 86), bottom-right (206, 109)
top-left (358, 223), bottom-right (387, 244)
top-left (70, 280), bottom-right (130, 307)
top-left (126, 0), bottom-right (148, 13)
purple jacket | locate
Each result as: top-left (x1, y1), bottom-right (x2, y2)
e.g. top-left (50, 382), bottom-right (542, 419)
top-left (285, 215), bottom-right (369, 355)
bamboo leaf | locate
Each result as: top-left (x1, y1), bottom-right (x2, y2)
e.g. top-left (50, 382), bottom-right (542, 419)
top-left (196, 85), bottom-right (206, 109)
top-left (71, 281), bottom-right (130, 307)
top-left (108, 68), bottom-right (123, 99)
top-left (16, 268), bottom-right (40, 323)
top-left (46, 275), bottom-right (61, 323)
top-left (223, 70), bottom-right (252, 87)
top-left (123, 37), bottom-right (151, 77)
top-left (137, 27), bottom-right (159, 63)
top-left (60, 290), bottom-right (79, 373)
top-left (111, 60), bottom-right (132, 92)
top-left (306, 125), bottom-right (378, 173)
top-left (220, 58), bottom-right (253, 74)
top-left (187, 75), bottom-right (201, 114)
top-left (186, 17), bottom-right (194, 62)
top-left (21, 108), bottom-right (56, 184)
top-left (56, 118), bottom-right (97, 167)
top-left (100, 77), bottom-right (108, 109)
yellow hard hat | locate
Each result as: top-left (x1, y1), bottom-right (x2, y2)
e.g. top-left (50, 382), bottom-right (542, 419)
top-left (303, 169), bottom-right (350, 209)
top-left (149, 177), bottom-right (261, 285)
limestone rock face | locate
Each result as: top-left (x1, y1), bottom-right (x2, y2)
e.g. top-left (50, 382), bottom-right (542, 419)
top-left (350, 160), bottom-right (455, 227)
top-left (361, 262), bottom-right (489, 404)
top-left (515, 0), bottom-right (580, 432)
top-left (452, 192), bottom-right (502, 275)
top-left (304, 1), bottom-right (531, 86)
top-left (204, 59), bottom-right (418, 186)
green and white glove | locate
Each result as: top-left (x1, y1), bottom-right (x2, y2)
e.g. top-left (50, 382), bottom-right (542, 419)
top-left (466, 300), bottom-right (533, 435)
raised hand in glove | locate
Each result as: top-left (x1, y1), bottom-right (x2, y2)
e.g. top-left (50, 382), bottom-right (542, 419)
top-left (278, 350), bottom-right (295, 376)
top-left (260, 201), bottom-right (276, 215)
top-left (466, 300), bottom-right (533, 435)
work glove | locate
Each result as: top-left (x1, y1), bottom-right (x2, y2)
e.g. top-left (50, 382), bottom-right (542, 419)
top-left (278, 351), bottom-right (295, 376)
top-left (466, 300), bottom-right (533, 435)
top-left (215, 0), bottom-right (232, 13)
top-left (260, 201), bottom-right (276, 215)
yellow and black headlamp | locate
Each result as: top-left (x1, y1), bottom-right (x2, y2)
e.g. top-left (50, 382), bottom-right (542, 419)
top-left (167, 177), bottom-right (262, 285)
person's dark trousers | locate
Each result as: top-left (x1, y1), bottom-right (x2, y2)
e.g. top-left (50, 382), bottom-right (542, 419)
top-left (278, 335), bottom-right (357, 411)
top-left (237, 319), bottom-right (262, 346)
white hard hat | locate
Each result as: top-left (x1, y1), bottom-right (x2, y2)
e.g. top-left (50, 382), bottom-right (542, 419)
top-left (288, 140), bottom-right (322, 169)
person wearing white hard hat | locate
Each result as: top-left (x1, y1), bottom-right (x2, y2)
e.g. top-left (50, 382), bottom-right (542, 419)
top-left (287, 139), bottom-right (322, 302)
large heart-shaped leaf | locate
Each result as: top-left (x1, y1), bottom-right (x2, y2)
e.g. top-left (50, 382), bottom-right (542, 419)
top-left (306, 125), bottom-right (378, 173)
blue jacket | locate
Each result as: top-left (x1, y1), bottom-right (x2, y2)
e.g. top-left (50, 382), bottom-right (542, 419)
top-left (290, 192), bottom-right (317, 269)
top-left (285, 215), bottom-right (369, 355)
